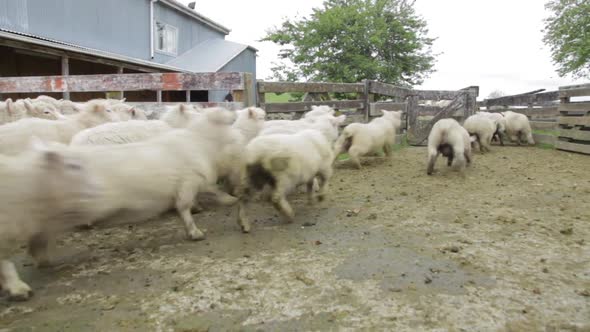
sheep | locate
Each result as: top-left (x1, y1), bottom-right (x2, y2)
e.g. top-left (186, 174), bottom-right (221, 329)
top-left (236, 129), bottom-right (335, 233)
top-left (333, 110), bottom-right (402, 168)
top-left (462, 114), bottom-right (496, 153)
top-left (303, 105), bottom-right (335, 119)
top-left (426, 118), bottom-right (473, 175)
top-left (502, 111), bottom-right (535, 145)
top-left (0, 139), bottom-right (98, 300)
top-left (260, 114), bottom-right (346, 143)
top-left (158, 104), bottom-right (203, 128)
top-left (70, 120), bottom-right (172, 146)
top-left (1, 99), bottom-right (64, 124)
top-left (43, 108), bottom-right (239, 243)
top-left (0, 100), bottom-right (119, 155)
top-left (111, 103), bottom-right (148, 121)
top-left (477, 111), bottom-right (507, 145)
top-left (232, 107), bottom-right (266, 143)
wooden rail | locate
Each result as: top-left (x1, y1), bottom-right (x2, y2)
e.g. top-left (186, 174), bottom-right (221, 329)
top-left (556, 83), bottom-right (590, 154)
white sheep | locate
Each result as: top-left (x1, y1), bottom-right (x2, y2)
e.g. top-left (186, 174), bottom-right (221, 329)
top-left (260, 114), bottom-right (346, 143)
top-left (111, 103), bottom-right (148, 121)
top-left (158, 104), bottom-right (203, 128)
top-left (232, 107), bottom-right (266, 143)
top-left (70, 120), bottom-right (172, 146)
top-left (236, 129), bottom-right (335, 233)
top-left (53, 108), bottom-right (239, 241)
top-left (427, 118), bottom-right (473, 175)
top-left (477, 111), bottom-right (507, 145)
top-left (333, 110), bottom-right (402, 168)
top-left (0, 139), bottom-right (98, 300)
top-left (502, 111), bottom-right (535, 145)
top-left (303, 105), bottom-right (335, 119)
top-left (462, 114), bottom-right (496, 153)
top-left (1, 99), bottom-right (64, 124)
top-left (0, 100), bottom-right (119, 155)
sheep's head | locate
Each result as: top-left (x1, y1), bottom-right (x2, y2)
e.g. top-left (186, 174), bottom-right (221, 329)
top-left (24, 100), bottom-right (64, 120)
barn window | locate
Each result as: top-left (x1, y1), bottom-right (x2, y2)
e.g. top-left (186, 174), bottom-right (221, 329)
top-left (155, 21), bottom-right (178, 55)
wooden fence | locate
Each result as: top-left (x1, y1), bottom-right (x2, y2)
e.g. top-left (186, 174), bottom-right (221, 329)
top-left (0, 72), bottom-right (254, 118)
top-left (556, 83), bottom-right (590, 154)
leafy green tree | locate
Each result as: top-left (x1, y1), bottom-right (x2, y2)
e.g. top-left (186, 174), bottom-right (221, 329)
top-left (543, 0), bottom-right (590, 78)
top-left (262, 0), bottom-right (436, 86)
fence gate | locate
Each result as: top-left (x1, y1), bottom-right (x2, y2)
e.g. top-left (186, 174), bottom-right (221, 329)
top-left (405, 87), bottom-right (479, 146)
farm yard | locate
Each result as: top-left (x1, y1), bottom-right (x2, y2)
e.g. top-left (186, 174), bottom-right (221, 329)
top-left (1, 145), bottom-right (589, 331)
top-left (1, 0), bottom-right (590, 330)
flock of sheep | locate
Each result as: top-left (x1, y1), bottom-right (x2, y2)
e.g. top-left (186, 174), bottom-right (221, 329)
top-left (0, 95), bottom-right (535, 302)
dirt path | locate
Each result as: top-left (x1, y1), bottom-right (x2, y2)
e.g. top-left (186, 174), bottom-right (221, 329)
top-left (1, 146), bottom-right (589, 331)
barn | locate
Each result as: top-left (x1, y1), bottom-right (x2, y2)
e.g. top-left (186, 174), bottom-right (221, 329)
top-left (0, 0), bottom-right (257, 103)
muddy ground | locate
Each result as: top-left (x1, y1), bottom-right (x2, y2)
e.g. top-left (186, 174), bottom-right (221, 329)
top-left (1, 146), bottom-right (589, 332)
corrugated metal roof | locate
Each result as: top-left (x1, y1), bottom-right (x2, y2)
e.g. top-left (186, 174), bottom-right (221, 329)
top-left (160, 0), bottom-right (231, 35)
top-left (0, 28), bottom-right (186, 72)
top-left (166, 39), bottom-right (257, 72)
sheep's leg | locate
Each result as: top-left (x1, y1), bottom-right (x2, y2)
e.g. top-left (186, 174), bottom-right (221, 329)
top-left (426, 152), bottom-right (438, 175)
top-left (176, 184), bottom-right (205, 241)
top-left (236, 185), bottom-right (251, 233)
top-left (464, 150), bottom-right (472, 165)
top-left (481, 134), bottom-right (492, 153)
top-left (446, 153), bottom-right (454, 166)
top-left (271, 179), bottom-right (295, 223)
top-left (348, 146), bottom-right (363, 169)
top-left (383, 143), bottom-right (392, 157)
top-left (306, 180), bottom-right (316, 204)
top-left (28, 232), bottom-right (52, 268)
top-left (201, 184), bottom-right (239, 206)
top-left (190, 201), bottom-right (204, 214)
top-left (316, 168), bottom-right (332, 202)
top-left (497, 132), bottom-right (505, 146)
top-left (1, 260), bottom-right (33, 301)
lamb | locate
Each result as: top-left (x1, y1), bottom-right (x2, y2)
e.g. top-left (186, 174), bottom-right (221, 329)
top-left (236, 129), bottom-right (335, 233)
top-left (111, 103), bottom-right (148, 121)
top-left (303, 105), bottom-right (335, 119)
top-left (502, 111), bottom-right (535, 145)
top-left (333, 110), bottom-right (402, 168)
top-left (0, 140), bottom-right (98, 300)
top-left (476, 111), bottom-right (507, 145)
top-left (426, 118), bottom-right (473, 175)
top-left (462, 114), bottom-right (496, 153)
top-left (1, 99), bottom-right (64, 124)
top-left (0, 100), bottom-right (119, 155)
top-left (232, 107), bottom-right (266, 143)
top-left (44, 108), bottom-right (239, 244)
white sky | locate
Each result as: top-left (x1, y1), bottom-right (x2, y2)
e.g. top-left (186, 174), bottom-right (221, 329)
top-left (180, 0), bottom-right (586, 99)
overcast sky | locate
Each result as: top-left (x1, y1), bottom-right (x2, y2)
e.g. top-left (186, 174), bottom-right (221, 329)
top-left (180, 0), bottom-right (586, 99)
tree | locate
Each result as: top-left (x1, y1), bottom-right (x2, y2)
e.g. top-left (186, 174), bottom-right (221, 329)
top-left (262, 0), bottom-right (436, 86)
top-left (543, 0), bottom-right (590, 79)
top-left (487, 90), bottom-right (506, 99)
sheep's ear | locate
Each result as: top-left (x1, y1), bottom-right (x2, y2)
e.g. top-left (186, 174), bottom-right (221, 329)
top-left (5, 98), bottom-right (13, 114)
top-left (333, 114), bottom-right (346, 125)
top-left (24, 99), bottom-right (36, 113)
top-left (120, 98), bottom-right (126, 103)
top-left (179, 104), bottom-right (188, 113)
top-left (73, 103), bottom-right (84, 113)
top-left (128, 107), bottom-right (136, 117)
top-left (248, 107), bottom-right (256, 119)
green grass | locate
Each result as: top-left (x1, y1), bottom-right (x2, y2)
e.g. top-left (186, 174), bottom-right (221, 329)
top-left (537, 142), bottom-right (555, 150)
top-left (265, 93), bottom-right (296, 103)
top-left (533, 129), bottom-right (560, 136)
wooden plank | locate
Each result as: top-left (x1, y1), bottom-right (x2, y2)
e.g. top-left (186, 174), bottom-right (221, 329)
top-left (369, 102), bottom-right (406, 116)
top-left (0, 72), bottom-right (247, 93)
top-left (559, 83), bottom-right (590, 98)
top-left (558, 102), bottom-right (590, 114)
top-left (487, 107), bottom-right (559, 117)
top-left (555, 141), bottom-right (590, 155)
top-left (558, 116), bottom-right (590, 127)
top-left (530, 121), bottom-right (558, 130)
top-left (264, 100), bottom-right (365, 113)
top-left (414, 90), bottom-right (467, 100)
top-left (127, 102), bottom-right (245, 119)
top-left (558, 128), bottom-right (590, 141)
top-left (367, 81), bottom-right (412, 98)
top-left (483, 91), bottom-right (559, 107)
top-left (258, 82), bottom-right (364, 94)
top-left (533, 133), bottom-right (556, 146)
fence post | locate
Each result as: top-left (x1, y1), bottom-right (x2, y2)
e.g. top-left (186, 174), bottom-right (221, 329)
top-left (233, 73), bottom-right (254, 107)
top-left (363, 80), bottom-right (374, 123)
top-left (257, 79), bottom-right (265, 108)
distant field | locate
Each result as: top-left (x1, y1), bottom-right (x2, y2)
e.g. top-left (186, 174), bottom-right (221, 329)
top-left (265, 93), bottom-right (295, 103)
